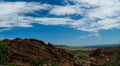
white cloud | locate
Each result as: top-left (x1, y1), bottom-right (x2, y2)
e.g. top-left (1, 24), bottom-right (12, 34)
top-left (79, 36), bottom-right (87, 39)
top-left (49, 0), bottom-right (120, 32)
top-left (72, 0), bottom-right (120, 32)
top-left (0, 2), bottom-right (51, 28)
top-left (0, 0), bottom-right (120, 34)
top-left (0, 28), bottom-right (11, 32)
top-left (76, 36), bottom-right (87, 40)
top-left (73, 0), bottom-right (101, 5)
top-left (50, 5), bottom-right (83, 15)
top-left (0, 2), bottom-right (51, 16)
top-left (35, 17), bottom-right (74, 25)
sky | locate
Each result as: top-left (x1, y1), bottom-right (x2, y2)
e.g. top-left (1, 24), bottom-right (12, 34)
top-left (0, 0), bottom-right (120, 46)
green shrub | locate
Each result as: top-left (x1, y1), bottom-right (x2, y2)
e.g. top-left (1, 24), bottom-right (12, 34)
top-left (30, 58), bottom-right (40, 66)
top-left (0, 42), bottom-right (10, 64)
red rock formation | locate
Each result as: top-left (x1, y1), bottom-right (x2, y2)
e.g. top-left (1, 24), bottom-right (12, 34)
top-left (88, 48), bottom-right (112, 66)
top-left (1, 38), bottom-right (82, 66)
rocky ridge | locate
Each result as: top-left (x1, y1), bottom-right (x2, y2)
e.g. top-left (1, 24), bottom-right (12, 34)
top-left (1, 38), bottom-right (82, 66)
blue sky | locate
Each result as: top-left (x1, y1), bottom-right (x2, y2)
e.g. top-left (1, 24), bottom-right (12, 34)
top-left (0, 0), bottom-right (120, 46)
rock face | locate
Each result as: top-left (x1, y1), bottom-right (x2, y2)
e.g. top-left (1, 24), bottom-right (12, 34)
top-left (88, 48), bottom-right (112, 66)
top-left (1, 38), bottom-right (81, 66)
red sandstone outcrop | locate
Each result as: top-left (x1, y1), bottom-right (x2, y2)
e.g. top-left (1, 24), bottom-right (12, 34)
top-left (1, 38), bottom-right (82, 66)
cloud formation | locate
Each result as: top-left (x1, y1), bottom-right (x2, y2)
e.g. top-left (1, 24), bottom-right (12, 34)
top-left (50, 0), bottom-right (120, 32)
top-left (49, 5), bottom-right (83, 15)
top-left (0, 0), bottom-right (120, 33)
top-left (0, 2), bottom-right (51, 27)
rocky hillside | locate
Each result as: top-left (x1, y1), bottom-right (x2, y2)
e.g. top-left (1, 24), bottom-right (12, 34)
top-left (0, 38), bottom-right (82, 66)
top-left (0, 38), bottom-right (119, 66)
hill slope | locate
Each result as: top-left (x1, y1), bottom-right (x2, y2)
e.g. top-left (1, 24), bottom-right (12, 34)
top-left (0, 38), bottom-right (120, 66)
top-left (0, 38), bottom-right (82, 66)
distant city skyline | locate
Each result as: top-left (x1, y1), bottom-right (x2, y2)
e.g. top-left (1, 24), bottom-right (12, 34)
top-left (0, 0), bottom-right (120, 46)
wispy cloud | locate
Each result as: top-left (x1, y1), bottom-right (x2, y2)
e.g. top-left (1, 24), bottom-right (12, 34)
top-left (49, 5), bottom-right (83, 15)
top-left (0, 28), bottom-right (11, 32)
top-left (0, 2), bottom-right (51, 28)
top-left (76, 36), bottom-right (86, 41)
top-left (76, 33), bottom-right (102, 40)
top-left (0, 0), bottom-right (120, 34)
top-left (49, 0), bottom-right (120, 32)
top-left (79, 36), bottom-right (87, 39)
